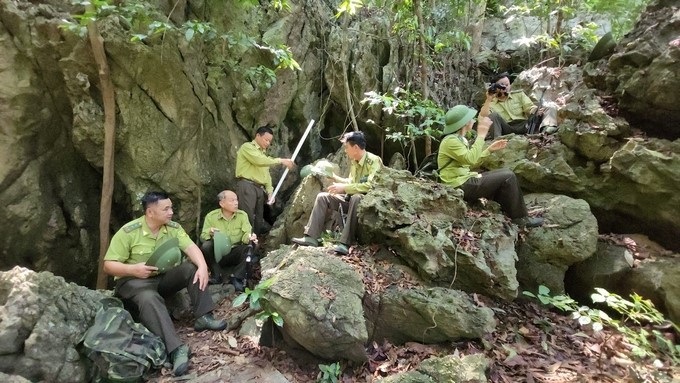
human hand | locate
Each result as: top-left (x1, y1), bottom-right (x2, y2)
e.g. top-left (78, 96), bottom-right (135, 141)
top-left (280, 158), bottom-right (295, 169)
top-left (193, 266), bottom-right (210, 291)
top-left (209, 227), bottom-right (219, 237)
top-left (132, 263), bottom-right (158, 279)
top-left (267, 193), bottom-right (275, 205)
top-left (488, 139), bottom-right (508, 152)
top-left (476, 116), bottom-right (493, 137)
top-left (249, 233), bottom-right (258, 244)
top-left (327, 183), bottom-right (347, 194)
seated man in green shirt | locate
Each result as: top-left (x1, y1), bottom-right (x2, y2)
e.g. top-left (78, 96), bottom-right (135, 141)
top-left (235, 125), bottom-right (295, 235)
top-left (199, 190), bottom-right (257, 291)
top-left (437, 106), bottom-right (543, 228)
top-left (486, 72), bottom-right (558, 139)
top-left (103, 191), bottom-right (227, 376)
top-left (292, 131), bottom-right (383, 255)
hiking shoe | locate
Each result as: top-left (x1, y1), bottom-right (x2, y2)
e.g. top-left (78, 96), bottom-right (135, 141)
top-left (291, 235), bottom-right (319, 247)
top-left (194, 313), bottom-right (227, 332)
top-left (334, 243), bottom-right (349, 255)
top-left (513, 217), bottom-right (544, 228)
top-left (171, 344), bottom-right (190, 376)
top-left (230, 276), bottom-right (245, 293)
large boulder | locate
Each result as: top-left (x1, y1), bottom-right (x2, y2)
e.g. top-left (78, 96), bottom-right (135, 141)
top-left (370, 287), bottom-right (496, 345)
top-left (0, 267), bottom-right (108, 382)
top-left (566, 238), bottom-right (680, 324)
top-left (260, 246), bottom-right (369, 362)
top-left (358, 168), bottom-right (520, 301)
top-left (516, 194), bottom-right (598, 294)
top-left (602, 0), bottom-right (680, 138)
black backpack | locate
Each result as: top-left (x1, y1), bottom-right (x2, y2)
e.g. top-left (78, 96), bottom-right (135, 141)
top-left (414, 152), bottom-right (455, 181)
top-left (78, 297), bottom-right (167, 383)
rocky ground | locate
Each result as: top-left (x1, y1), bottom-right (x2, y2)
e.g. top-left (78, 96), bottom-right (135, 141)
top-left (147, 240), bottom-right (679, 383)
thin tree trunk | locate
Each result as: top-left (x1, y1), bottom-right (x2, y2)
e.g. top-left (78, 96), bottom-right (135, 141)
top-left (467, 0), bottom-right (487, 55)
top-left (87, 14), bottom-right (117, 290)
top-left (341, 16), bottom-right (359, 132)
top-left (414, 0), bottom-right (431, 156)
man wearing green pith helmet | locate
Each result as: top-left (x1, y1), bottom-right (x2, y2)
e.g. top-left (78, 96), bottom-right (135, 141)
top-left (438, 104), bottom-right (544, 228)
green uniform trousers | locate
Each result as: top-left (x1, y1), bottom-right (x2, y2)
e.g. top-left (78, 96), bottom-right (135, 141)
top-left (115, 262), bottom-right (215, 354)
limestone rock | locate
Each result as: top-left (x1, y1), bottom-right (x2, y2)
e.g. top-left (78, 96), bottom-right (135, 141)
top-left (371, 287), bottom-right (496, 345)
top-left (0, 267), bottom-right (109, 383)
top-left (359, 168), bottom-right (520, 301)
top-left (516, 194), bottom-right (598, 294)
top-left (380, 353), bottom-right (489, 383)
top-left (261, 246), bottom-right (369, 362)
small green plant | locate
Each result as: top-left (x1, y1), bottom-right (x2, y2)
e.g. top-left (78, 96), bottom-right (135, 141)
top-left (317, 362), bottom-right (342, 383)
top-left (232, 277), bottom-right (284, 327)
top-left (524, 286), bottom-right (680, 364)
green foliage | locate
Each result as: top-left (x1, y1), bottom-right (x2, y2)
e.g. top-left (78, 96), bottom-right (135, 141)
top-left (232, 277), bottom-right (284, 327)
top-left (61, 0), bottom-right (299, 90)
top-left (581, 0), bottom-right (651, 40)
top-left (363, 87), bottom-right (444, 148)
top-left (317, 362), bottom-right (342, 383)
top-left (336, 0), bottom-right (364, 18)
top-left (524, 286), bottom-right (680, 364)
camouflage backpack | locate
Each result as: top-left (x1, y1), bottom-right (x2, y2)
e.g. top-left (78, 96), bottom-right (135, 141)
top-left (79, 297), bottom-right (167, 383)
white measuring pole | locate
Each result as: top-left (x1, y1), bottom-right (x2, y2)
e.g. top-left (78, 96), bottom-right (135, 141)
top-left (268, 119), bottom-right (315, 204)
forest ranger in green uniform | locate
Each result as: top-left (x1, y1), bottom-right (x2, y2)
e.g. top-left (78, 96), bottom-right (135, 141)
top-left (103, 191), bottom-right (227, 376)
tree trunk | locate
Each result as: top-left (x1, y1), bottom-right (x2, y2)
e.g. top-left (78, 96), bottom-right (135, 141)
top-left (414, 0), bottom-right (431, 157)
top-left (341, 15), bottom-right (359, 132)
top-left (87, 15), bottom-right (117, 290)
top-left (467, 0), bottom-right (487, 55)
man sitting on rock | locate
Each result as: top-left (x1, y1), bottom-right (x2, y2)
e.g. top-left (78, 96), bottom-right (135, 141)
top-left (103, 191), bottom-right (227, 376)
top-left (438, 106), bottom-right (544, 228)
top-left (486, 72), bottom-right (558, 139)
top-left (199, 190), bottom-right (257, 291)
top-left (292, 131), bottom-right (383, 255)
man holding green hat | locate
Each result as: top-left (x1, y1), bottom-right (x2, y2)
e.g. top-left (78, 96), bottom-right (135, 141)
top-left (103, 191), bottom-right (227, 376)
top-left (199, 190), bottom-right (257, 290)
top-left (437, 103), bottom-right (543, 228)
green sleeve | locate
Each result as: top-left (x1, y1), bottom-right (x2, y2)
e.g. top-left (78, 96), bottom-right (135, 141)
top-left (443, 136), bottom-right (487, 166)
top-left (104, 229), bottom-right (132, 263)
top-left (521, 92), bottom-right (535, 116)
top-left (199, 211), bottom-right (216, 242)
top-left (239, 143), bottom-right (280, 167)
top-left (240, 214), bottom-right (252, 244)
top-left (175, 225), bottom-right (194, 251)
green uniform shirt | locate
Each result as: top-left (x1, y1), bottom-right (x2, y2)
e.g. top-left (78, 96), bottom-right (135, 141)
top-left (437, 135), bottom-right (490, 188)
top-left (490, 91), bottom-right (535, 122)
top-left (235, 140), bottom-right (281, 194)
top-left (199, 209), bottom-right (251, 245)
top-left (341, 151), bottom-right (383, 195)
top-left (104, 216), bottom-right (194, 265)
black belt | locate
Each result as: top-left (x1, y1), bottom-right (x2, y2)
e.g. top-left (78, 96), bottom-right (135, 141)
top-left (237, 178), bottom-right (265, 190)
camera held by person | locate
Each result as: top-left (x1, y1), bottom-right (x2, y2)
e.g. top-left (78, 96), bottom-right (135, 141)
top-left (488, 82), bottom-right (507, 95)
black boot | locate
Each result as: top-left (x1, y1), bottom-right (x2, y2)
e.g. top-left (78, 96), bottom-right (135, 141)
top-left (230, 276), bottom-right (245, 292)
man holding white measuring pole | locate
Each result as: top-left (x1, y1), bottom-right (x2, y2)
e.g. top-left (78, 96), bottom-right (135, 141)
top-left (292, 131), bottom-right (383, 255)
top-left (235, 125), bottom-right (295, 235)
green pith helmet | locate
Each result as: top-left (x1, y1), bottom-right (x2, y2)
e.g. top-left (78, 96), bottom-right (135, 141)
top-left (213, 231), bottom-right (231, 263)
top-left (300, 164), bottom-right (314, 178)
top-left (300, 160), bottom-right (336, 178)
top-left (146, 238), bottom-right (181, 273)
top-left (443, 105), bottom-right (477, 135)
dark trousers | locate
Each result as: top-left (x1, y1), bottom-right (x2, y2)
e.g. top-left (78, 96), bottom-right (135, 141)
top-left (486, 112), bottom-right (527, 140)
top-left (460, 168), bottom-right (527, 219)
top-left (200, 239), bottom-right (251, 280)
top-left (235, 178), bottom-right (266, 234)
top-left (115, 262), bottom-right (215, 354)
top-left (304, 192), bottom-right (362, 245)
